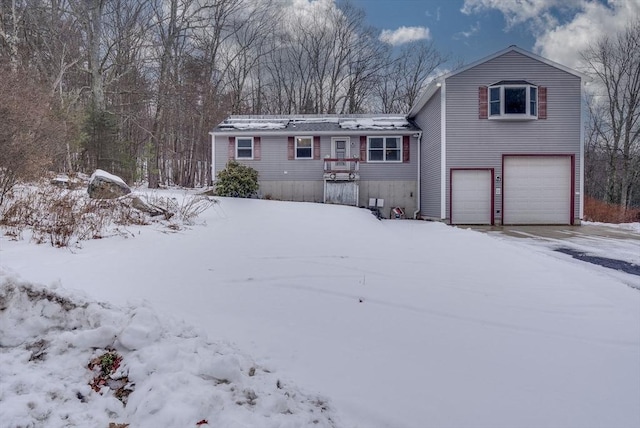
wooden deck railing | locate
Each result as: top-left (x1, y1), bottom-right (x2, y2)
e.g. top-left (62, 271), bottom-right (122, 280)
top-left (323, 158), bottom-right (360, 173)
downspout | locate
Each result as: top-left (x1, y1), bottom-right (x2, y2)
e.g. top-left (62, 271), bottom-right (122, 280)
top-left (579, 79), bottom-right (585, 222)
top-left (210, 131), bottom-right (216, 186)
top-left (440, 82), bottom-right (447, 221)
top-left (413, 130), bottom-right (422, 219)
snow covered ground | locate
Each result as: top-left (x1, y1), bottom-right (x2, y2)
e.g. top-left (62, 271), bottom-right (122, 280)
top-left (1, 191), bottom-right (639, 428)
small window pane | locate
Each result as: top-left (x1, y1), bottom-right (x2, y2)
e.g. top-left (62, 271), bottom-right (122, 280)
top-left (296, 138), bottom-right (311, 148)
top-left (369, 150), bottom-right (383, 161)
top-left (504, 87), bottom-right (526, 114)
top-left (490, 87), bottom-right (500, 102)
top-left (369, 138), bottom-right (383, 149)
top-left (490, 87), bottom-right (500, 116)
top-left (386, 138), bottom-right (399, 148)
top-left (237, 149), bottom-right (252, 158)
top-left (297, 147), bottom-right (312, 158)
top-left (530, 87), bottom-right (537, 116)
top-left (386, 149), bottom-right (400, 161)
top-left (237, 138), bottom-right (252, 148)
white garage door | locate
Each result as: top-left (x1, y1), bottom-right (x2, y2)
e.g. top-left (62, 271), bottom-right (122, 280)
top-left (451, 169), bottom-right (492, 225)
top-left (503, 156), bottom-right (572, 225)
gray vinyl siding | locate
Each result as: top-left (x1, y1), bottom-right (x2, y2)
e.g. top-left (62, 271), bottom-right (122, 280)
top-left (359, 137), bottom-right (418, 180)
top-left (214, 134), bottom-right (325, 181)
top-left (214, 134), bottom-right (418, 182)
top-left (444, 50), bottom-right (582, 223)
top-left (413, 88), bottom-right (442, 218)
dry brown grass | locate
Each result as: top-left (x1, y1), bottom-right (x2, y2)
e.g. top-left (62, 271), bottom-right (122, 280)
top-left (0, 184), bottom-right (216, 247)
top-left (584, 196), bottom-right (640, 223)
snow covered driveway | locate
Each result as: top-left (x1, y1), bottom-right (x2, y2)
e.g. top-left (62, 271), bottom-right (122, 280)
top-left (483, 223), bottom-right (640, 289)
top-left (2, 195), bottom-right (639, 428)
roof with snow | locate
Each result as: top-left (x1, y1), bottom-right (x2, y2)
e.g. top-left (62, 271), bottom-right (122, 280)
top-left (212, 114), bottom-right (420, 134)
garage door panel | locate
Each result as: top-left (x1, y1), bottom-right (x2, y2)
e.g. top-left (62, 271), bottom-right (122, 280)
top-left (503, 156), bottom-right (571, 225)
top-left (451, 169), bottom-right (492, 225)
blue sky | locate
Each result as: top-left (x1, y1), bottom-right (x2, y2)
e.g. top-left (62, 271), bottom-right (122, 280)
top-left (351, 0), bottom-right (534, 62)
top-left (346, 0), bottom-right (637, 70)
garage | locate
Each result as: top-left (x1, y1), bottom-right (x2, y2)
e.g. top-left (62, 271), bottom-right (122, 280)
top-left (451, 169), bottom-right (493, 225)
top-left (503, 155), bottom-right (573, 225)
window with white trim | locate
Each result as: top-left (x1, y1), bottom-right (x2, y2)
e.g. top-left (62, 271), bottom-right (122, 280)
top-left (295, 136), bottom-right (312, 159)
top-left (368, 136), bottom-right (401, 162)
top-left (236, 137), bottom-right (253, 159)
top-left (489, 81), bottom-right (538, 119)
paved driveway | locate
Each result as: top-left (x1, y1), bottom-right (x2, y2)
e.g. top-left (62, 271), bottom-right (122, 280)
top-left (467, 223), bottom-right (640, 287)
top-left (487, 224), bottom-right (640, 241)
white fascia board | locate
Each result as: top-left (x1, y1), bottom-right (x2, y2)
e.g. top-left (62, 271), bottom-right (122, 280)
top-left (211, 130), bottom-right (417, 136)
top-left (440, 82), bottom-right (447, 220)
top-left (408, 80), bottom-right (443, 117)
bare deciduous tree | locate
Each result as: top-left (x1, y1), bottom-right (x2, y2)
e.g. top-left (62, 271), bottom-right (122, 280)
top-left (582, 19), bottom-right (640, 209)
top-left (0, 0), bottom-right (449, 191)
top-left (0, 68), bottom-right (66, 205)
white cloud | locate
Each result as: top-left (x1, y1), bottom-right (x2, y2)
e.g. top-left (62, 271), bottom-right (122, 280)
top-left (461, 0), bottom-right (640, 71)
top-left (379, 26), bottom-right (431, 46)
top-left (284, 0), bottom-right (339, 23)
top-left (461, 0), bottom-right (584, 30)
top-left (454, 21), bottom-right (481, 39)
top-left (534, 0), bottom-right (640, 70)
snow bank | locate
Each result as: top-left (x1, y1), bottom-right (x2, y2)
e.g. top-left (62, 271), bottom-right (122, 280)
top-left (2, 192), bottom-right (639, 428)
top-left (583, 220), bottom-right (640, 233)
top-left (0, 275), bottom-right (338, 428)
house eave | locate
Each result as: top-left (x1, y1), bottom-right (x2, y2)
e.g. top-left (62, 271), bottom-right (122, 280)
top-left (210, 129), bottom-right (419, 136)
top-left (408, 45), bottom-right (589, 117)
top-left (408, 82), bottom-right (443, 117)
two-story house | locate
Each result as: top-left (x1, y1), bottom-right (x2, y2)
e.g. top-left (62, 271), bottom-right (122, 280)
top-left (210, 46), bottom-right (587, 225)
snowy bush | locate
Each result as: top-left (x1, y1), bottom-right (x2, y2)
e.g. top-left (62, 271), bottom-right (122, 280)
top-left (143, 192), bottom-right (216, 225)
top-left (0, 184), bottom-right (214, 247)
top-left (215, 161), bottom-right (259, 198)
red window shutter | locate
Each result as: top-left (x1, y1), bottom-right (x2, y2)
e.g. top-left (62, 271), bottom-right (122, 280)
top-left (478, 86), bottom-right (488, 119)
top-left (254, 136), bottom-right (261, 160)
top-left (313, 136), bottom-right (321, 160)
top-left (403, 135), bottom-right (410, 163)
top-left (228, 137), bottom-right (235, 160)
top-left (287, 136), bottom-right (294, 160)
top-left (538, 86), bottom-right (547, 119)
top-left (360, 136), bottom-right (367, 162)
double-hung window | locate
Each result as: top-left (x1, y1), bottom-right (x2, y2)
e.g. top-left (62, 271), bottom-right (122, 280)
top-left (368, 136), bottom-right (401, 162)
top-left (236, 137), bottom-right (253, 159)
top-left (295, 136), bottom-right (313, 159)
top-left (489, 81), bottom-right (538, 119)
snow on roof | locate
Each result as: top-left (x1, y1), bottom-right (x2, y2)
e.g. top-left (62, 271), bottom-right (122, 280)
top-left (216, 115), bottom-right (412, 131)
top-left (339, 117), bottom-right (409, 130)
top-left (218, 121), bottom-right (288, 130)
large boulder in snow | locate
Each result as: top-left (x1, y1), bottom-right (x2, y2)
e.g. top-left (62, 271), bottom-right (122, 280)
top-left (88, 169), bottom-right (131, 199)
